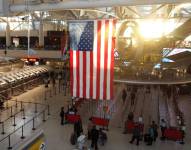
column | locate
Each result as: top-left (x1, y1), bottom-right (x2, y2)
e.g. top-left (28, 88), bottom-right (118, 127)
top-left (39, 20), bottom-right (44, 48)
top-left (6, 23), bottom-right (11, 48)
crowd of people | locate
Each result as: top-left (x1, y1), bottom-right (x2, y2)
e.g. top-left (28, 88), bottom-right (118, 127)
top-left (57, 81), bottom-right (186, 149)
top-left (121, 85), bottom-right (186, 146)
top-left (59, 102), bottom-right (108, 150)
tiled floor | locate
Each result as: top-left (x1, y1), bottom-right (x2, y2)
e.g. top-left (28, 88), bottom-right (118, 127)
top-left (0, 83), bottom-right (190, 150)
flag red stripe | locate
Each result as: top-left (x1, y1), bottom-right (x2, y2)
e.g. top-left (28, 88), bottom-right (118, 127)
top-left (90, 51), bottom-right (93, 99)
top-left (83, 52), bottom-right (86, 98)
top-left (103, 20), bottom-right (109, 100)
top-left (96, 21), bottom-right (102, 100)
top-left (76, 51), bottom-right (80, 97)
top-left (110, 20), bottom-right (116, 99)
top-left (70, 50), bottom-right (73, 97)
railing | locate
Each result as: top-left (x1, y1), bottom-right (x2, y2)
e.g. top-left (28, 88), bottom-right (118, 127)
top-left (114, 71), bottom-right (191, 83)
top-left (0, 73), bottom-right (70, 149)
top-left (0, 101), bottom-right (50, 150)
top-left (44, 79), bottom-right (70, 101)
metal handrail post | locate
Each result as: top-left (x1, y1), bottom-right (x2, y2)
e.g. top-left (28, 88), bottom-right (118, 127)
top-left (47, 105), bottom-right (50, 116)
top-left (22, 109), bottom-right (26, 120)
top-left (15, 99), bottom-right (17, 108)
top-left (21, 126), bottom-right (25, 139)
top-left (1, 122), bottom-right (5, 134)
top-left (13, 115), bottom-right (16, 126)
top-left (44, 89), bottom-right (47, 101)
top-left (49, 88), bottom-right (52, 97)
top-left (43, 111), bottom-right (46, 122)
top-left (32, 117), bottom-right (36, 130)
top-left (7, 135), bottom-right (12, 150)
top-left (10, 106), bottom-right (13, 117)
top-left (35, 103), bottom-right (38, 113)
top-left (20, 101), bottom-right (23, 111)
top-left (64, 86), bottom-right (66, 96)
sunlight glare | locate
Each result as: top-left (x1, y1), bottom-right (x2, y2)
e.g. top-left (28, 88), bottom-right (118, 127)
top-left (139, 19), bottom-right (179, 39)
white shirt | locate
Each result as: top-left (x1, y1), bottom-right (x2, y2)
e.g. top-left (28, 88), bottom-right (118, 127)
top-left (160, 121), bottom-right (167, 127)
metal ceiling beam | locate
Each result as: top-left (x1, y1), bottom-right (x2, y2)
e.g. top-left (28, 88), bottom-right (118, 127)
top-left (10, 0), bottom-right (191, 12)
top-left (182, 8), bottom-right (191, 14)
top-left (69, 10), bottom-right (79, 19)
top-left (149, 4), bottom-right (166, 16)
top-left (125, 6), bottom-right (141, 17)
top-left (0, 17), bottom-right (7, 22)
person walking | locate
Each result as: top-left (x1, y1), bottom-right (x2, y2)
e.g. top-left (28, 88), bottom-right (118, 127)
top-left (130, 124), bottom-right (141, 145)
top-left (91, 125), bottom-right (99, 150)
top-left (60, 107), bottom-right (65, 125)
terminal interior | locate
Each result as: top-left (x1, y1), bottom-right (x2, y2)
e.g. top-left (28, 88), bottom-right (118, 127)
top-left (0, 0), bottom-right (191, 150)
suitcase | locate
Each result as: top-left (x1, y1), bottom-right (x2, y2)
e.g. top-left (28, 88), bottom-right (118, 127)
top-left (144, 134), bottom-right (150, 142)
top-left (70, 133), bottom-right (77, 145)
top-left (147, 137), bottom-right (153, 145)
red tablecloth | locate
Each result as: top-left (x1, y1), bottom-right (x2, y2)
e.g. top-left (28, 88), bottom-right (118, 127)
top-left (126, 121), bottom-right (144, 133)
top-left (91, 117), bottom-right (109, 127)
top-left (164, 128), bottom-right (183, 141)
top-left (65, 114), bottom-right (81, 123)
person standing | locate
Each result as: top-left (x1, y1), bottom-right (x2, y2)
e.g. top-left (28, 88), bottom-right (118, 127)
top-left (151, 121), bottom-right (158, 141)
top-left (91, 125), bottom-right (99, 150)
top-left (147, 125), bottom-right (154, 145)
top-left (122, 88), bottom-right (127, 104)
top-left (130, 92), bottom-right (135, 106)
top-left (52, 77), bottom-right (56, 88)
top-left (74, 120), bottom-right (83, 138)
top-left (60, 107), bottom-right (65, 125)
top-left (87, 118), bottom-right (93, 140)
top-left (160, 119), bottom-right (167, 139)
top-left (98, 128), bottom-right (107, 146)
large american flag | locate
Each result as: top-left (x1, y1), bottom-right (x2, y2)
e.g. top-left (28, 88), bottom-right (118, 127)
top-left (69, 20), bottom-right (116, 100)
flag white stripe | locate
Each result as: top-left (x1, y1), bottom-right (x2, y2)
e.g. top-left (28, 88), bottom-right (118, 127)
top-left (73, 51), bottom-right (77, 97)
top-left (86, 52), bottom-right (90, 99)
top-left (93, 20), bottom-right (97, 99)
top-left (79, 51), bottom-right (83, 98)
top-left (100, 20), bottom-right (105, 100)
top-left (107, 20), bottom-right (113, 100)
